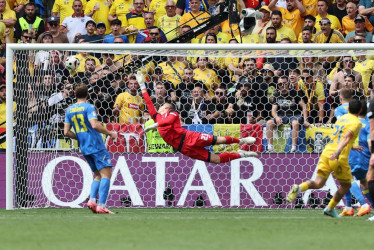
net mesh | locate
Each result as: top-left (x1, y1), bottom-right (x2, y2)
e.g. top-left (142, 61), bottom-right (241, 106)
top-left (8, 46), bottom-right (372, 209)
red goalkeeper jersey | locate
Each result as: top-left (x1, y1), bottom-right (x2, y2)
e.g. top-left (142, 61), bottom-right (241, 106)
top-left (143, 91), bottom-right (188, 150)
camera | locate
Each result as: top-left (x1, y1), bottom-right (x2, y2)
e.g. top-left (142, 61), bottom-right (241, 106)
top-left (239, 8), bottom-right (264, 35)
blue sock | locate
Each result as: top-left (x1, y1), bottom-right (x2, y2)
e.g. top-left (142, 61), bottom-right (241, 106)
top-left (98, 177), bottom-right (110, 205)
top-left (344, 190), bottom-right (352, 207)
top-left (350, 181), bottom-right (367, 205)
top-left (362, 188), bottom-right (373, 207)
top-left (90, 179), bottom-right (100, 200)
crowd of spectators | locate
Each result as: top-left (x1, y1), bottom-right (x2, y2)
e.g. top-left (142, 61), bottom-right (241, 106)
top-left (2, 0), bottom-right (374, 152)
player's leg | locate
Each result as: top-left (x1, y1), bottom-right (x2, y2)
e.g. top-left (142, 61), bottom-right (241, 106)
top-left (324, 181), bottom-right (351, 218)
top-left (360, 178), bottom-right (373, 207)
top-left (214, 136), bottom-right (256, 146)
top-left (265, 119), bottom-right (276, 152)
top-left (367, 155), bottom-right (374, 204)
top-left (84, 155), bottom-right (100, 213)
top-left (210, 150), bottom-right (258, 164)
top-left (286, 176), bottom-right (327, 204)
top-left (290, 118), bottom-right (300, 153)
top-left (96, 166), bottom-right (115, 214)
top-left (351, 167), bottom-right (371, 216)
top-left (340, 189), bottom-right (354, 216)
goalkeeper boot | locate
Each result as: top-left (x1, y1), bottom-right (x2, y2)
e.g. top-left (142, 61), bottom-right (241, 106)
top-left (286, 184), bottom-right (299, 204)
top-left (87, 200), bottom-right (97, 213)
top-left (366, 215), bottom-right (374, 221)
top-left (323, 207), bottom-right (341, 218)
top-left (238, 150), bottom-right (258, 158)
top-left (239, 137), bottom-right (256, 145)
top-left (356, 205), bottom-right (371, 216)
top-left (96, 206), bottom-right (115, 214)
top-left (339, 207), bottom-right (354, 216)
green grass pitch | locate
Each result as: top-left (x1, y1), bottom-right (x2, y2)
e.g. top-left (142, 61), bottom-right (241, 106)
top-left (1, 208), bottom-right (373, 250)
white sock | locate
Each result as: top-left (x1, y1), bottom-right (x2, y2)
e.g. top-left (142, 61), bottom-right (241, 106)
top-left (291, 145), bottom-right (296, 151)
top-left (90, 198), bottom-right (96, 203)
top-left (268, 144), bottom-right (273, 150)
top-left (345, 206), bottom-right (352, 210)
top-left (361, 204), bottom-right (369, 208)
top-left (98, 203), bottom-right (106, 208)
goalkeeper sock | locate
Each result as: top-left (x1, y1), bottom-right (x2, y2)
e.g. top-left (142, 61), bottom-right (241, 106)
top-left (362, 188), bottom-right (373, 206)
top-left (98, 177), bottom-right (110, 206)
top-left (219, 153), bottom-right (241, 163)
top-left (224, 136), bottom-right (240, 144)
top-left (90, 179), bottom-right (100, 201)
top-left (344, 190), bottom-right (352, 208)
top-left (368, 180), bottom-right (374, 206)
top-left (327, 198), bottom-right (339, 210)
top-left (350, 181), bottom-right (367, 205)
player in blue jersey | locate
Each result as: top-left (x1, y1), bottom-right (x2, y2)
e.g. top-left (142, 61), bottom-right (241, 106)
top-left (64, 83), bottom-right (117, 214)
top-left (340, 102), bottom-right (372, 216)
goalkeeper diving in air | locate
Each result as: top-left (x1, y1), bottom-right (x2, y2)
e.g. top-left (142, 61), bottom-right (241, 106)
top-left (136, 71), bottom-right (258, 163)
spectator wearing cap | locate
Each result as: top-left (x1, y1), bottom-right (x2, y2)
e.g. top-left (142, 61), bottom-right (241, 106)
top-left (252, 5), bottom-right (272, 42)
top-left (103, 19), bottom-right (129, 43)
top-left (297, 15), bottom-right (316, 43)
top-left (328, 0), bottom-right (347, 24)
top-left (14, 2), bottom-right (45, 42)
top-left (135, 12), bottom-right (167, 43)
top-left (52, 0), bottom-right (87, 25)
top-left (345, 15), bottom-right (373, 43)
top-left (37, 17), bottom-right (69, 43)
top-left (156, 1), bottom-right (181, 41)
top-left (75, 20), bottom-right (102, 43)
top-left (61, 0), bottom-right (94, 43)
top-left (121, 0), bottom-right (147, 43)
top-left (96, 22), bottom-right (107, 37)
top-left (359, 0), bottom-right (374, 26)
top-left (0, 81), bottom-right (16, 152)
top-left (85, 0), bottom-right (111, 35)
top-left (261, 63), bottom-right (277, 103)
top-left (0, 0), bottom-right (16, 43)
top-left (34, 32), bottom-right (53, 69)
top-left (269, 0), bottom-right (306, 37)
top-left (270, 10), bottom-right (297, 42)
top-left (315, 0), bottom-right (341, 32)
top-left (314, 18), bottom-right (345, 43)
top-left (108, 0), bottom-right (133, 22)
top-left (343, 2), bottom-right (373, 35)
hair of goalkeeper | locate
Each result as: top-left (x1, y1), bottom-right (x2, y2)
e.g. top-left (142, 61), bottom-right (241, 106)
top-left (74, 83), bottom-right (89, 99)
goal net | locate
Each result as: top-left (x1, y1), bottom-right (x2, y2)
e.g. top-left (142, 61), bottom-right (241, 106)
top-left (4, 43), bottom-right (373, 210)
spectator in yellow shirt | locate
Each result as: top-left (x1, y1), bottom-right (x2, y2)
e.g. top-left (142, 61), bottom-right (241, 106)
top-left (157, 0), bottom-right (180, 41)
top-left (149, 0), bottom-right (170, 22)
top-left (303, 0), bottom-right (318, 16)
top-left (85, 0), bottom-right (111, 35)
top-left (193, 56), bottom-right (219, 99)
top-left (300, 26), bottom-right (314, 43)
top-left (108, 0), bottom-right (133, 22)
top-left (314, 18), bottom-right (345, 43)
top-left (342, 2), bottom-right (373, 35)
top-left (297, 15), bottom-right (317, 43)
top-left (268, 0), bottom-right (305, 37)
top-left (52, 0), bottom-right (87, 25)
top-left (121, 0), bottom-right (146, 43)
top-left (179, 0), bottom-right (210, 39)
top-left (270, 10), bottom-right (297, 42)
top-left (315, 0), bottom-right (341, 32)
top-left (252, 5), bottom-right (272, 42)
top-left (0, 0), bottom-right (16, 43)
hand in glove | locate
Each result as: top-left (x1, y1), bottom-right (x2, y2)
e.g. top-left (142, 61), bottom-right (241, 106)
top-left (136, 71), bottom-right (146, 89)
top-left (144, 122), bottom-right (158, 132)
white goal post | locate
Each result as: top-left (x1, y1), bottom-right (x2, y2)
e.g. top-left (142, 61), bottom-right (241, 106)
top-left (5, 43), bottom-right (374, 210)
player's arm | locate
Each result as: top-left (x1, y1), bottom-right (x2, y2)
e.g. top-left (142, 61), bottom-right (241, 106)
top-left (64, 123), bottom-right (77, 140)
top-left (89, 118), bottom-right (117, 140)
top-left (330, 130), bottom-right (354, 160)
top-left (137, 71), bottom-right (158, 119)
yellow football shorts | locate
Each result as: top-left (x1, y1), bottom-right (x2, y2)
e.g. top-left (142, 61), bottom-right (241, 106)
top-left (316, 154), bottom-right (352, 184)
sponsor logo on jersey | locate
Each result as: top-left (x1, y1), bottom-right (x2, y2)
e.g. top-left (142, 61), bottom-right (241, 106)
top-left (128, 103), bottom-right (140, 109)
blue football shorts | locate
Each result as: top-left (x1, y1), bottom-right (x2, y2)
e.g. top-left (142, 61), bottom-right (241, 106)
top-left (84, 150), bottom-right (112, 172)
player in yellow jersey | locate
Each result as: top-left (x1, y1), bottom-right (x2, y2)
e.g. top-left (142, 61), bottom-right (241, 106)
top-left (287, 99), bottom-right (363, 218)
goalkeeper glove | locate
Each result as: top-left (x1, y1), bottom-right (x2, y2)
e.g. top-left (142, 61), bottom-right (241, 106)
top-left (136, 71), bottom-right (146, 90)
top-left (144, 122), bottom-right (158, 132)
